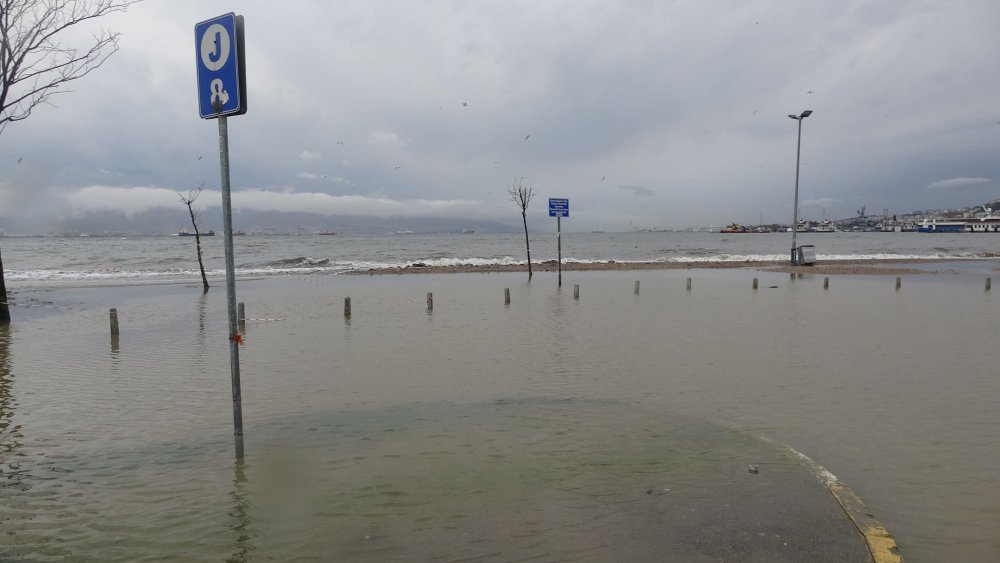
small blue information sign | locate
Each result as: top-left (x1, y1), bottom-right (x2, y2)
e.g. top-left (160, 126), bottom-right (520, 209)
top-left (195, 13), bottom-right (247, 118)
top-left (549, 198), bottom-right (569, 217)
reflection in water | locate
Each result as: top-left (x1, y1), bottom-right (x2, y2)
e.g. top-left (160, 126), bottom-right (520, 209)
top-left (198, 291), bottom-right (208, 335)
top-left (227, 458), bottom-right (254, 563)
top-left (193, 291), bottom-right (210, 368)
top-left (0, 325), bottom-right (23, 485)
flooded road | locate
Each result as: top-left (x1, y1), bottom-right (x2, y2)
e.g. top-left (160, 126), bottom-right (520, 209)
top-left (1, 269), bottom-right (997, 561)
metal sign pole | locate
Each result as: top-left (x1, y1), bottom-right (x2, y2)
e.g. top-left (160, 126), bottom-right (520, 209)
top-left (217, 109), bottom-right (244, 457)
top-left (557, 214), bottom-right (562, 287)
top-left (198, 12), bottom-right (247, 458)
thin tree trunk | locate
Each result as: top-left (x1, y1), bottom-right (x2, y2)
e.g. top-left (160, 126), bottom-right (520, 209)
top-left (521, 211), bottom-right (532, 279)
top-left (0, 247), bottom-right (9, 324)
top-left (187, 205), bottom-right (210, 292)
top-left (195, 233), bottom-right (209, 292)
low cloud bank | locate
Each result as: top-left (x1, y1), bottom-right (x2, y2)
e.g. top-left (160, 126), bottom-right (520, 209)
top-left (67, 185), bottom-right (488, 219)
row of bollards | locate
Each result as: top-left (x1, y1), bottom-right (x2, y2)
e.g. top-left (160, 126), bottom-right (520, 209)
top-left (108, 275), bottom-right (996, 337)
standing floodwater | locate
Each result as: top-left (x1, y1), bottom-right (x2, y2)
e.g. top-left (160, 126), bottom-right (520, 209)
top-left (1, 268), bottom-right (998, 561)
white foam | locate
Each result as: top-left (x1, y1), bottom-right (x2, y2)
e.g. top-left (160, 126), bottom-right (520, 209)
top-left (6, 252), bottom-right (987, 284)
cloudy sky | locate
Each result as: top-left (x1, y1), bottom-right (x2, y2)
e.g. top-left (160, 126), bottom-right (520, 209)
top-left (1, 0), bottom-right (998, 232)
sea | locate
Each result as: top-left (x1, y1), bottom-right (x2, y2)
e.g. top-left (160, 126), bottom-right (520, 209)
top-left (1, 231), bottom-right (999, 562)
top-left (1, 230), bottom-right (999, 286)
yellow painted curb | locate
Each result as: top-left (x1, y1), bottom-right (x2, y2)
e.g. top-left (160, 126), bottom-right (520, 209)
top-left (829, 483), bottom-right (903, 563)
top-left (723, 426), bottom-right (904, 562)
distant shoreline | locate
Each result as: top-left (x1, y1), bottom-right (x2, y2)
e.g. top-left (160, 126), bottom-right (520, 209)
top-left (350, 258), bottom-right (989, 277)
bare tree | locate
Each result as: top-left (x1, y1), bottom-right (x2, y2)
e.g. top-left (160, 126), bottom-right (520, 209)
top-left (0, 0), bottom-right (140, 324)
top-left (508, 176), bottom-right (536, 279)
top-left (180, 186), bottom-right (210, 292)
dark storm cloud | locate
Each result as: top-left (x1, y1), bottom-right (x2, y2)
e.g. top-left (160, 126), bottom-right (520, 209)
top-left (0, 0), bottom-right (997, 231)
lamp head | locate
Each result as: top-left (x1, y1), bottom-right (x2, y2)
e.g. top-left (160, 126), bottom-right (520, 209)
top-left (801, 110), bottom-right (813, 118)
top-left (788, 114), bottom-right (798, 120)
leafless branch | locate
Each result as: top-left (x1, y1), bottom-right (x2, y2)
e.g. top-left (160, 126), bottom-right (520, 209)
top-left (508, 176), bottom-right (535, 215)
top-left (0, 0), bottom-right (141, 134)
top-left (508, 176), bottom-right (536, 278)
top-left (179, 184), bottom-right (210, 291)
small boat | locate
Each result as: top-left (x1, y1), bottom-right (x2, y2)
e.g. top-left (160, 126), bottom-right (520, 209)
top-left (318, 231), bottom-right (337, 235)
top-left (720, 223), bottom-right (751, 233)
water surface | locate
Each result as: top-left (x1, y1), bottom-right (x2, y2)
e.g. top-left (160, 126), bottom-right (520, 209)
top-left (1, 269), bottom-right (998, 561)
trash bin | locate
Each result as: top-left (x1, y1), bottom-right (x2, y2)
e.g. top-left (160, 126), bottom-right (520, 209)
top-left (797, 245), bottom-right (816, 265)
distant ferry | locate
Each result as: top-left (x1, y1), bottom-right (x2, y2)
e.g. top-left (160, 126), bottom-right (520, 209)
top-left (918, 218), bottom-right (1000, 233)
top-left (318, 231), bottom-right (337, 235)
top-left (813, 219), bottom-right (836, 233)
top-left (176, 230), bottom-right (214, 236)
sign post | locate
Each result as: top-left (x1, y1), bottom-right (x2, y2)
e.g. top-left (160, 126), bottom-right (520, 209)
top-left (549, 198), bottom-right (569, 287)
top-left (196, 13), bottom-right (247, 457)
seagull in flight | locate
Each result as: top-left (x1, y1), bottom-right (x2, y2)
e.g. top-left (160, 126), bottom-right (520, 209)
top-left (16, 156), bottom-right (23, 163)
top-left (394, 165), bottom-right (403, 170)
top-left (523, 134), bottom-right (530, 141)
top-left (807, 90), bottom-right (815, 94)
top-left (601, 176), bottom-right (606, 181)
top-left (196, 155), bottom-right (203, 160)
top-left (462, 102), bottom-right (468, 107)
top-left (336, 141), bottom-right (345, 145)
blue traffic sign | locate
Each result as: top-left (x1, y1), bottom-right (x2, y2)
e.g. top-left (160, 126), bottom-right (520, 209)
top-left (195, 13), bottom-right (247, 118)
top-left (549, 198), bottom-right (569, 217)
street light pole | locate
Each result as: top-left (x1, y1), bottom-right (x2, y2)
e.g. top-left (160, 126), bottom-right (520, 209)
top-left (788, 110), bottom-right (812, 265)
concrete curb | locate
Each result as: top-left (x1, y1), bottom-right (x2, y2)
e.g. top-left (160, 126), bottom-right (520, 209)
top-left (731, 425), bottom-right (905, 563)
top-left (783, 445), bottom-right (903, 563)
top-left (829, 483), bottom-right (903, 563)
